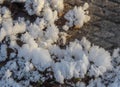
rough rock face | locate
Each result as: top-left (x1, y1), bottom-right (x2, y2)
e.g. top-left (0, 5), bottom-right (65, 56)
top-left (64, 0), bottom-right (120, 52)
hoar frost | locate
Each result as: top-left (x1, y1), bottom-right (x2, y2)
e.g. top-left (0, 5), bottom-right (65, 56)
top-left (25, 0), bottom-right (45, 15)
top-left (64, 3), bottom-right (90, 29)
top-left (0, 0), bottom-right (118, 87)
top-left (51, 38), bottom-right (112, 83)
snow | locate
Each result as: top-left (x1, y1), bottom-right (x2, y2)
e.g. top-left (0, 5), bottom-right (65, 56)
top-left (88, 46), bottom-right (112, 77)
top-left (21, 32), bottom-right (38, 48)
top-left (0, 44), bottom-right (7, 62)
top-left (25, 0), bottom-right (45, 15)
top-left (25, 61), bottom-right (34, 72)
top-left (87, 78), bottom-right (106, 87)
top-left (12, 21), bottom-right (26, 35)
top-left (1, 6), bottom-right (11, 18)
top-left (112, 48), bottom-right (120, 58)
top-left (64, 3), bottom-right (90, 29)
top-left (31, 48), bottom-right (52, 71)
top-left (62, 25), bottom-right (69, 31)
top-left (5, 69), bottom-right (12, 78)
top-left (0, 28), bottom-right (6, 42)
top-left (45, 24), bottom-right (59, 43)
top-left (43, 5), bottom-right (58, 24)
top-left (0, 78), bottom-right (22, 87)
top-left (27, 23), bottom-right (43, 39)
top-left (51, 38), bottom-right (112, 83)
top-left (0, 0), bottom-right (120, 87)
top-left (53, 60), bottom-right (76, 83)
top-left (49, 0), bottom-right (64, 15)
top-left (53, 59), bottom-right (88, 84)
top-left (80, 37), bottom-right (91, 51)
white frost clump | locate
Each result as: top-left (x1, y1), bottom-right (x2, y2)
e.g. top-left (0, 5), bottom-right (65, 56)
top-left (31, 48), bottom-right (53, 71)
top-left (1, 1), bottom-right (118, 86)
top-left (53, 59), bottom-right (88, 84)
top-left (45, 24), bottom-right (59, 43)
top-left (43, 5), bottom-right (58, 24)
top-left (0, 78), bottom-right (22, 87)
top-left (0, 28), bottom-right (6, 42)
top-left (21, 32), bottom-right (38, 48)
top-left (27, 23), bottom-right (43, 39)
top-left (80, 37), bottom-right (91, 51)
top-left (13, 21), bottom-right (26, 34)
top-left (25, 0), bottom-right (45, 15)
top-left (51, 38), bottom-right (113, 83)
top-left (112, 48), bottom-right (120, 58)
top-left (0, 7), bottom-right (26, 42)
top-left (25, 61), bottom-right (34, 72)
top-left (112, 48), bottom-right (120, 66)
top-left (0, 69), bottom-right (21, 87)
top-left (1, 6), bottom-right (11, 18)
top-left (35, 18), bottom-right (46, 30)
top-left (0, 44), bottom-right (7, 62)
top-left (62, 25), bottom-right (69, 31)
top-left (5, 69), bottom-right (12, 78)
top-left (87, 78), bottom-right (105, 87)
top-left (88, 46), bottom-right (112, 77)
top-left (64, 3), bottom-right (90, 29)
top-left (18, 40), bottom-right (52, 71)
top-left (53, 61), bottom-right (75, 83)
top-left (49, 0), bottom-right (64, 15)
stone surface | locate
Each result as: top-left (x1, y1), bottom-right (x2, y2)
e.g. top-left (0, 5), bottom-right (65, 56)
top-left (64, 0), bottom-right (120, 52)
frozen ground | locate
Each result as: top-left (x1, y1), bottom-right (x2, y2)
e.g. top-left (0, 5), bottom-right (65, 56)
top-left (0, 0), bottom-right (120, 87)
top-left (64, 0), bottom-right (120, 52)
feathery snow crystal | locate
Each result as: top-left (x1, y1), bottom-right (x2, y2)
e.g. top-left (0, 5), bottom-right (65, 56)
top-left (0, 1), bottom-right (119, 87)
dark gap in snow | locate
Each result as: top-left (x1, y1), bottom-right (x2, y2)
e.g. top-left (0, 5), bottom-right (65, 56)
top-left (55, 13), bottom-right (67, 30)
top-left (2, 1), bottom-right (38, 23)
top-left (7, 48), bottom-right (14, 58)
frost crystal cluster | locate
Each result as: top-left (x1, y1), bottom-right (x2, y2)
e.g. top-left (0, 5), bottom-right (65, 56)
top-left (64, 3), bottom-right (90, 29)
top-left (0, 0), bottom-right (119, 87)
